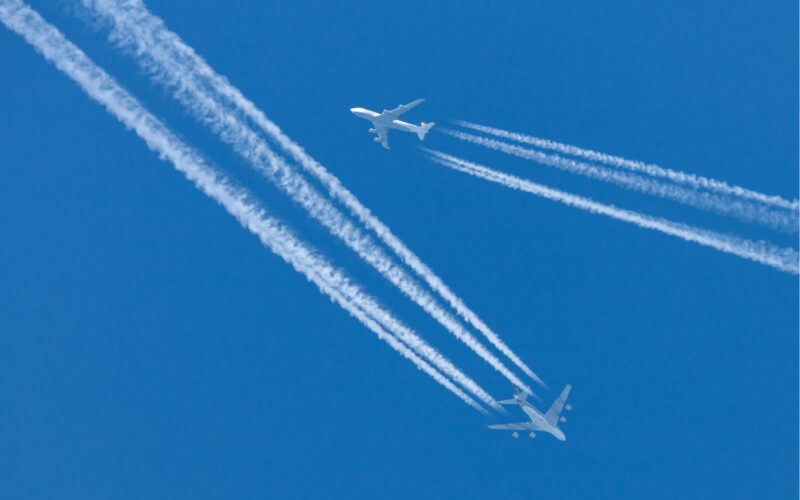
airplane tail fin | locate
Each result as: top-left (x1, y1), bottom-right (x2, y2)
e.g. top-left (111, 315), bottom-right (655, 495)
top-left (497, 386), bottom-right (529, 406)
top-left (544, 384), bottom-right (571, 426)
top-left (416, 122), bottom-right (435, 140)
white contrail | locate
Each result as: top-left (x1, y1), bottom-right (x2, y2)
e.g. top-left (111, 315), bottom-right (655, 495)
top-left (442, 128), bottom-right (798, 233)
top-left (456, 120), bottom-right (800, 212)
top-left (0, 0), bottom-right (496, 414)
top-left (422, 149), bottom-right (799, 275)
top-left (79, 0), bottom-right (540, 390)
top-left (78, 0), bottom-right (544, 388)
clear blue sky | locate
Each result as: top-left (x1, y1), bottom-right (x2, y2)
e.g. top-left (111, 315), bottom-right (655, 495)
top-left (1, 1), bottom-right (797, 498)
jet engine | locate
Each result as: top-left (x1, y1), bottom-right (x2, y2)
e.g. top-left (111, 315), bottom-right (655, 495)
top-left (529, 432), bottom-right (536, 438)
top-left (560, 416), bottom-right (566, 423)
top-left (565, 404), bottom-right (572, 411)
top-left (373, 137), bottom-right (381, 142)
top-left (368, 128), bottom-right (377, 133)
top-left (511, 432), bottom-right (519, 438)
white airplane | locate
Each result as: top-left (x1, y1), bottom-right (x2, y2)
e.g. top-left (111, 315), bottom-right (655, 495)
top-left (488, 384), bottom-right (572, 440)
top-left (350, 98), bottom-right (435, 149)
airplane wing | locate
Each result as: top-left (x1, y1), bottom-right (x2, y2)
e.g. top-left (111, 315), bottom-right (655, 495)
top-left (376, 127), bottom-right (390, 149)
top-left (382, 98), bottom-right (424, 119)
top-left (544, 384), bottom-right (571, 425)
top-left (488, 422), bottom-right (546, 431)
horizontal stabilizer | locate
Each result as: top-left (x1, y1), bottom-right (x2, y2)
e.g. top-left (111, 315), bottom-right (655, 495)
top-left (416, 122), bottom-right (435, 140)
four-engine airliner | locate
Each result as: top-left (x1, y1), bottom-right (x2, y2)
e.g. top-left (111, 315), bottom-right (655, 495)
top-left (489, 384), bottom-right (572, 440)
top-left (350, 98), bottom-right (434, 149)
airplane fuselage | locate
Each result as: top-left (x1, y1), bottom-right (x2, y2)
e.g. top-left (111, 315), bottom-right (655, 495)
top-left (350, 107), bottom-right (420, 132)
top-left (516, 399), bottom-right (566, 441)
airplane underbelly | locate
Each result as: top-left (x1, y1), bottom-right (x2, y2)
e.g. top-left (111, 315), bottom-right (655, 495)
top-left (522, 408), bottom-right (544, 424)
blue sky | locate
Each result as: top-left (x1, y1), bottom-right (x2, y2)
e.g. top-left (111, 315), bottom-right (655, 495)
top-left (1, 1), bottom-right (797, 498)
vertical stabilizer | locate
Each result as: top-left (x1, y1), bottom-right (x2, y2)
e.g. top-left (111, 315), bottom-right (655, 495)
top-left (500, 385), bottom-right (529, 405)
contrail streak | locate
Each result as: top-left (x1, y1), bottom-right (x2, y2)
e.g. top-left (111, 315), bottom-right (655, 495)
top-left (0, 0), bottom-right (496, 414)
top-left (80, 0), bottom-right (540, 390)
top-left (422, 149), bottom-right (799, 275)
top-left (456, 120), bottom-right (800, 212)
top-left (442, 128), bottom-right (798, 233)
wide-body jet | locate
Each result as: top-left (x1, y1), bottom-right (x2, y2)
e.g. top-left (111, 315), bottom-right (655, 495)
top-left (489, 384), bottom-right (572, 440)
top-left (350, 98), bottom-right (434, 149)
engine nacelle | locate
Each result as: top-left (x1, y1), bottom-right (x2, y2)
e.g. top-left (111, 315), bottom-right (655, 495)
top-left (559, 416), bottom-right (566, 423)
top-left (565, 404), bottom-right (572, 411)
top-left (373, 137), bottom-right (381, 142)
top-left (511, 432), bottom-right (519, 438)
top-left (528, 432), bottom-right (536, 438)
top-left (368, 128), bottom-right (377, 133)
